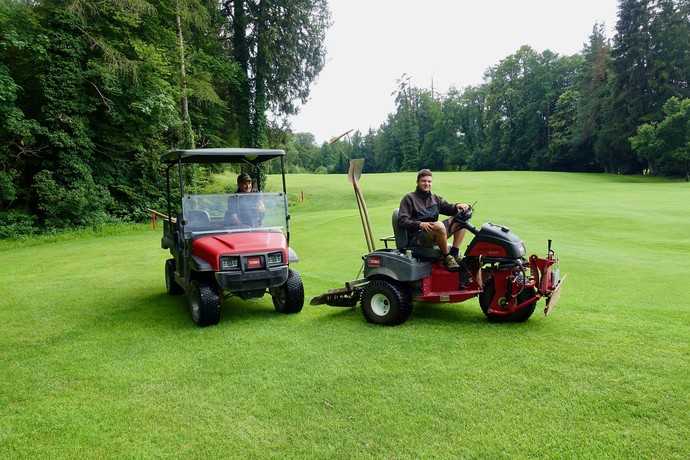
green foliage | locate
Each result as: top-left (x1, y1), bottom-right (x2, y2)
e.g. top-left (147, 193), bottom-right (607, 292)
top-left (32, 168), bottom-right (111, 228)
top-left (224, 0), bottom-right (331, 148)
top-left (631, 97), bottom-right (690, 179)
top-left (2, 0), bottom-right (689, 237)
top-left (0, 0), bottom-right (260, 236)
top-left (0, 209), bottom-right (38, 238)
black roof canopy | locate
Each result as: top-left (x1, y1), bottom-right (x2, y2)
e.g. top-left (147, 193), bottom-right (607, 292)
top-left (162, 148), bottom-right (285, 164)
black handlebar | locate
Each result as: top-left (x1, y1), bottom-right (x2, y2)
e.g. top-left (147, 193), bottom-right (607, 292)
top-left (453, 206), bottom-right (479, 234)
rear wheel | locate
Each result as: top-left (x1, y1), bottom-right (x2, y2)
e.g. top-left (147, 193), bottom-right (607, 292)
top-left (271, 269), bottom-right (304, 314)
top-left (479, 276), bottom-right (537, 322)
top-left (188, 280), bottom-right (221, 327)
top-left (361, 279), bottom-right (412, 326)
top-left (165, 259), bottom-right (184, 295)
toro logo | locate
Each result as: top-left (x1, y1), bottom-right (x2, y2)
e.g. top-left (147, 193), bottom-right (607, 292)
top-left (246, 256), bottom-right (264, 270)
top-left (367, 256), bottom-right (382, 268)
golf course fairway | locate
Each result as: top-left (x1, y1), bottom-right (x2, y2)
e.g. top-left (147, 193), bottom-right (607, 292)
top-left (1, 171), bottom-right (688, 458)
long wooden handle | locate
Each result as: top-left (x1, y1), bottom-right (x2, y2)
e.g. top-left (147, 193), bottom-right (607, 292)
top-left (353, 180), bottom-right (375, 251)
top-left (352, 183), bottom-right (373, 252)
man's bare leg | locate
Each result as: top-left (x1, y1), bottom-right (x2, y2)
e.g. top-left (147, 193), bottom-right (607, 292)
top-left (429, 221), bottom-right (449, 254)
top-left (424, 222), bottom-right (459, 270)
top-left (451, 228), bottom-right (467, 251)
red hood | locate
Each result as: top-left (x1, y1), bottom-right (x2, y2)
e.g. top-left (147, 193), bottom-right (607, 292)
top-left (192, 232), bottom-right (288, 271)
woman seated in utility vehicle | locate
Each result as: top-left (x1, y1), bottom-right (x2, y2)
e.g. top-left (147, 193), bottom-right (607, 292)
top-left (225, 172), bottom-right (265, 228)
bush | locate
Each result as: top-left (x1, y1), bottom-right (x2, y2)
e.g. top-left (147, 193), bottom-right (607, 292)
top-left (0, 209), bottom-right (38, 238)
top-left (314, 166), bottom-right (328, 174)
top-left (33, 169), bottom-right (111, 229)
top-left (0, 169), bottom-right (18, 204)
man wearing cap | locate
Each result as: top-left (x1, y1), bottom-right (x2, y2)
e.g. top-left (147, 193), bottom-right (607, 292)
top-left (225, 172), bottom-right (265, 227)
top-left (398, 169), bottom-right (470, 270)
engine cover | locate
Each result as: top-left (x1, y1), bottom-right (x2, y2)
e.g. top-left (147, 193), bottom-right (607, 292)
top-left (465, 223), bottom-right (526, 259)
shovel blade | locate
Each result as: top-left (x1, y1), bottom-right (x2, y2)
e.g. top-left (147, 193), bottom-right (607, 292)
top-left (348, 159), bottom-right (364, 184)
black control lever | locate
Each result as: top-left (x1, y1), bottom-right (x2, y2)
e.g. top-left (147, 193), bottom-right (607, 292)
top-left (453, 201), bottom-right (479, 234)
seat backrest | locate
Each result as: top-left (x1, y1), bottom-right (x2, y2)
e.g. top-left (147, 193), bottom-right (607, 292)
top-left (184, 210), bottom-right (210, 228)
top-left (392, 208), bottom-right (408, 250)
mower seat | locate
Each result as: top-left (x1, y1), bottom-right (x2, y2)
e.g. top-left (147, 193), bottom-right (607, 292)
top-left (391, 209), bottom-right (442, 260)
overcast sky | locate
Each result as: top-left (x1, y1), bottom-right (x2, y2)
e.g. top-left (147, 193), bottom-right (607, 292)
top-left (289, 0), bottom-right (619, 144)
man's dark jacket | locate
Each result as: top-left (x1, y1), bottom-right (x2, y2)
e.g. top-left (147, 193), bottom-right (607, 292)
top-left (398, 188), bottom-right (458, 232)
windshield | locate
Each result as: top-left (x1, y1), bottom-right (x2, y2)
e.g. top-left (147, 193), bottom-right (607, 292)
top-left (181, 192), bottom-right (287, 235)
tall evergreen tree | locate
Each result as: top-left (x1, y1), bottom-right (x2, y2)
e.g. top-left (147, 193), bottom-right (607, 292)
top-left (600, 0), bottom-right (653, 173)
top-left (577, 23), bottom-right (611, 171)
top-left (222, 0), bottom-right (331, 148)
top-left (649, 0), bottom-right (690, 105)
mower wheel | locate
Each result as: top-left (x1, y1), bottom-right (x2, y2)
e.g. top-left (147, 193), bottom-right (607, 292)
top-left (272, 269), bottom-right (304, 314)
top-left (188, 280), bottom-right (221, 327)
top-left (479, 277), bottom-right (537, 323)
top-left (165, 259), bottom-right (184, 295)
top-left (361, 279), bottom-right (412, 326)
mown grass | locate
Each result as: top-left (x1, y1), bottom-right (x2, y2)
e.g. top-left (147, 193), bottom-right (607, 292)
top-left (1, 172), bottom-right (689, 458)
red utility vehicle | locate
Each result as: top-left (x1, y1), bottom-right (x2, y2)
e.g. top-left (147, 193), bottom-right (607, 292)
top-left (311, 160), bottom-right (565, 325)
top-left (161, 149), bottom-right (303, 327)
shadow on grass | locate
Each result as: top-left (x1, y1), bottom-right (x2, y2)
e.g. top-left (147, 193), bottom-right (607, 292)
top-left (219, 296), bottom-right (282, 323)
top-left (102, 290), bottom-right (547, 334)
top-left (138, 291), bottom-right (287, 327)
top-left (310, 306), bottom-right (359, 323)
top-left (412, 302), bottom-right (487, 325)
top-left (310, 302), bottom-right (506, 328)
top-left (309, 302), bottom-right (549, 335)
top-left (104, 291), bottom-right (192, 330)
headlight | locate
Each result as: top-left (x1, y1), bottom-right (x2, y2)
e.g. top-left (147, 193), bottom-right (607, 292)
top-left (220, 256), bottom-right (240, 271)
top-left (267, 252), bottom-right (283, 266)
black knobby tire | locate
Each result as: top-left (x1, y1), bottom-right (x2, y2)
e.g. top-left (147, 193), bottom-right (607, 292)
top-left (272, 269), bottom-right (304, 314)
top-left (188, 281), bottom-right (221, 327)
top-left (479, 276), bottom-right (537, 323)
top-left (165, 259), bottom-right (184, 295)
top-left (361, 279), bottom-right (413, 326)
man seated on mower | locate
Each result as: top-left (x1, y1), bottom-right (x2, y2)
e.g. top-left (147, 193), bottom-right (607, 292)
top-left (225, 172), bottom-right (265, 228)
top-left (398, 169), bottom-right (470, 270)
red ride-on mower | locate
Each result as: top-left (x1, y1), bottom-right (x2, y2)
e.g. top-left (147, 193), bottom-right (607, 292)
top-left (160, 149), bottom-right (304, 327)
top-left (310, 160), bottom-right (566, 325)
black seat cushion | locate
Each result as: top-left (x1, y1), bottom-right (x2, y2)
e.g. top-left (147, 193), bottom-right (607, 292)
top-left (392, 208), bottom-right (442, 260)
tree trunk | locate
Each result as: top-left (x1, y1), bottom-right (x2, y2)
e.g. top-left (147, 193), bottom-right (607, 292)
top-left (252, 0), bottom-right (269, 149)
top-left (176, 0), bottom-right (194, 148)
top-left (232, 0), bottom-right (252, 147)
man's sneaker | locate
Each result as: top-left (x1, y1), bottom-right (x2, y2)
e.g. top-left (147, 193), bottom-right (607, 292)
top-left (444, 254), bottom-right (460, 270)
top-left (454, 254), bottom-right (464, 265)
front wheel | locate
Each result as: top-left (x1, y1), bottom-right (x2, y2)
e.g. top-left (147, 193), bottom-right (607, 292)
top-left (361, 279), bottom-right (412, 326)
top-left (479, 276), bottom-right (537, 323)
top-left (188, 280), bottom-right (221, 327)
top-left (271, 269), bottom-right (304, 314)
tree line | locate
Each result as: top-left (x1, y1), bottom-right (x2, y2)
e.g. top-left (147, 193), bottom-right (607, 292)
top-left (282, 0), bottom-right (690, 179)
top-left (2, 0), bottom-right (689, 238)
top-left (0, 0), bottom-right (330, 237)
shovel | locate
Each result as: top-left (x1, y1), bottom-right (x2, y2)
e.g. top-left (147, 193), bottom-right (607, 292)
top-left (348, 159), bottom-right (375, 252)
